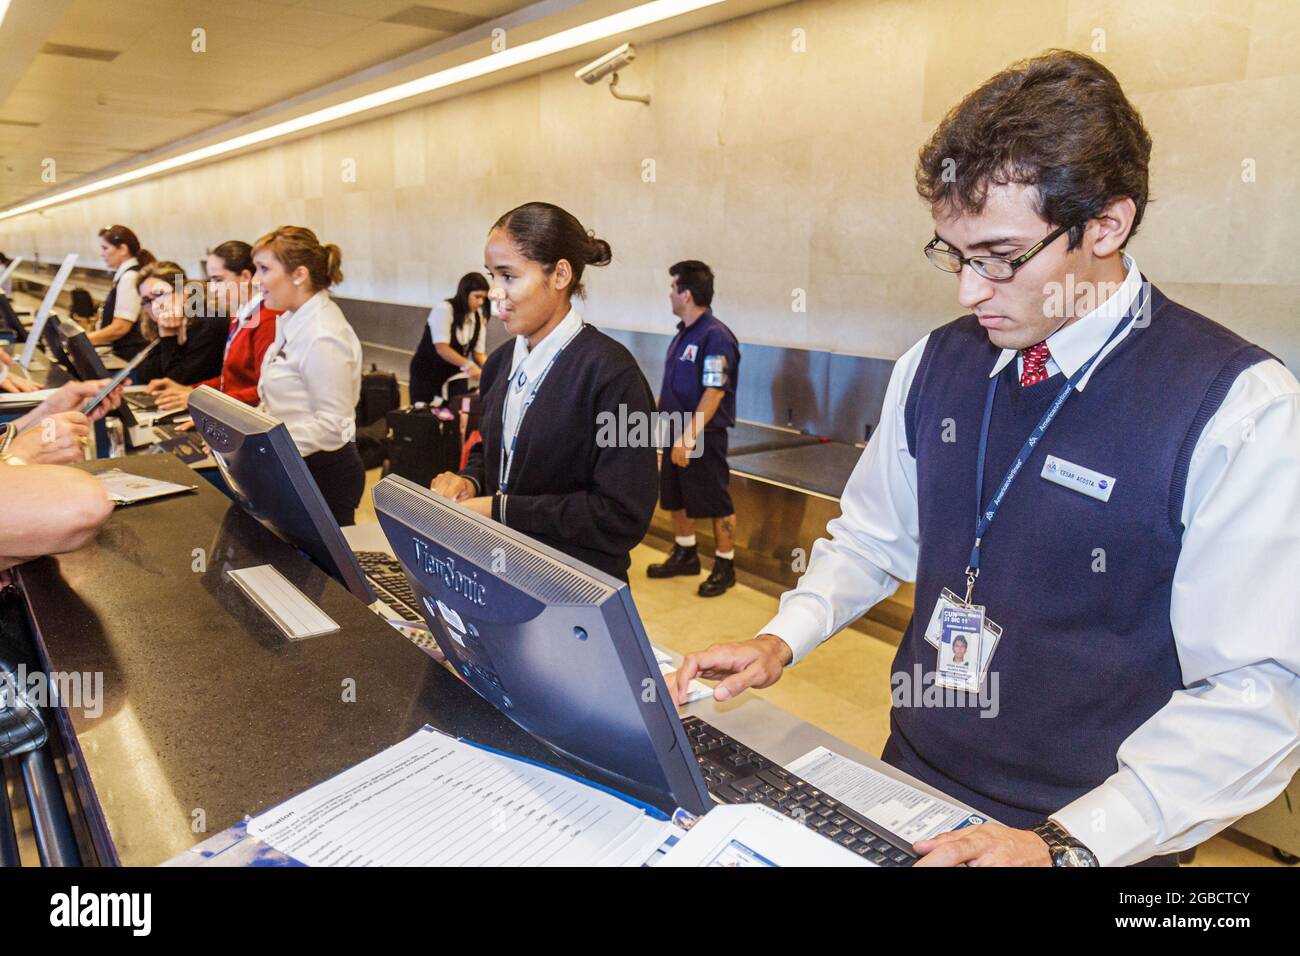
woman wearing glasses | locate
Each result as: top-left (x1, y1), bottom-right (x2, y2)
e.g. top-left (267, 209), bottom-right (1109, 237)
top-left (429, 202), bottom-right (657, 582)
top-left (130, 261), bottom-right (228, 387)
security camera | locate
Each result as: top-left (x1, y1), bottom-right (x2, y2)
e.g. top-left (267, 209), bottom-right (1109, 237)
top-left (574, 43), bottom-right (649, 105)
top-left (575, 43), bottom-right (637, 85)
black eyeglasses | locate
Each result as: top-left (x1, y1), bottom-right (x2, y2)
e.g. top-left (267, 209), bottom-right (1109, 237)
top-left (924, 221), bottom-right (1076, 280)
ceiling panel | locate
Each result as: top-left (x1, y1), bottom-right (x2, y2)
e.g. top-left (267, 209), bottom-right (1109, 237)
top-left (0, 0), bottom-right (538, 205)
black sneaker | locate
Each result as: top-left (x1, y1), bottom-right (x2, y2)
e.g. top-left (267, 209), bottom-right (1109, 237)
top-left (698, 557), bottom-right (736, 597)
top-left (647, 544), bottom-right (701, 578)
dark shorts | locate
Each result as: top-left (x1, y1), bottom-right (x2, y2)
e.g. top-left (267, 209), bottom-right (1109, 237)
top-left (659, 428), bottom-right (733, 519)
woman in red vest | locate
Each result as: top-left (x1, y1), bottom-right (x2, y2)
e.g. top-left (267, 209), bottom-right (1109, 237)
top-left (147, 240), bottom-right (281, 411)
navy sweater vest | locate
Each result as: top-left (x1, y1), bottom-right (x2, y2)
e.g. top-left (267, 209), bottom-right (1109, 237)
top-left (889, 285), bottom-right (1273, 827)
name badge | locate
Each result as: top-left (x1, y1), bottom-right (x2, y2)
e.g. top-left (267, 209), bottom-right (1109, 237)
top-left (1041, 454), bottom-right (1115, 503)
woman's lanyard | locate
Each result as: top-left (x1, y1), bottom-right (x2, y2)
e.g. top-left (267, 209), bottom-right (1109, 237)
top-left (499, 321), bottom-right (584, 493)
top-left (964, 287), bottom-right (1148, 606)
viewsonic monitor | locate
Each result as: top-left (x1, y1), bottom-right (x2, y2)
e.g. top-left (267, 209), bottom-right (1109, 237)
top-left (372, 473), bottom-right (713, 816)
top-left (188, 385), bottom-right (374, 603)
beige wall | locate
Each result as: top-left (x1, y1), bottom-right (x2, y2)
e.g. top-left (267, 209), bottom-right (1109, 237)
top-left (3, 0), bottom-right (1297, 368)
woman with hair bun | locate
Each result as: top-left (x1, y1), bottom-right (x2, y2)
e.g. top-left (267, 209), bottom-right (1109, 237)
top-left (252, 225), bottom-right (364, 526)
top-left (429, 201), bottom-right (657, 581)
top-left (88, 224), bottom-right (156, 358)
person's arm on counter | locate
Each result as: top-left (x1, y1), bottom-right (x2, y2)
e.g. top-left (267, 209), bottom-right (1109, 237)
top-left (671, 335), bottom-right (928, 704)
top-left (0, 463), bottom-right (114, 570)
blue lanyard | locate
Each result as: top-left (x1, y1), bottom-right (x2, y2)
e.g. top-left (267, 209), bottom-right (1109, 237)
top-left (966, 288), bottom-right (1147, 600)
top-left (499, 321), bottom-right (584, 493)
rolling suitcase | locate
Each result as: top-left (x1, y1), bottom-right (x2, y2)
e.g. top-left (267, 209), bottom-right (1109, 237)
top-left (357, 364), bottom-right (399, 426)
top-left (383, 404), bottom-right (460, 488)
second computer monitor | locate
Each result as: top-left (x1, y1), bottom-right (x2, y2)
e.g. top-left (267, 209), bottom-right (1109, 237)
top-left (188, 385), bottom-right (374, 604)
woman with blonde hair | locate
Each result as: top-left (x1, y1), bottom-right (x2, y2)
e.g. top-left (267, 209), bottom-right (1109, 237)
top-left (252, 226), bottom-right (364, 526)
top-left (129, 261), bottom-right (227, 387)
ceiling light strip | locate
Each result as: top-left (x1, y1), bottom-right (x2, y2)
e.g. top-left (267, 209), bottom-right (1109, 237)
top-left (0, 0), bottom-right (724, 223)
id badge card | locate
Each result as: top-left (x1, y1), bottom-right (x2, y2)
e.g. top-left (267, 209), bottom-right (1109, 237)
top-left (936, 605), bottom-right (984, 693)
top-left (924, 588), bottom-right (1003, 689)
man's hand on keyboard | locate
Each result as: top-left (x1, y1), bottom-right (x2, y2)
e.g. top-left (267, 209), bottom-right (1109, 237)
top-left (912, 822), bottom-right (1052, 867)
top-left (671, 635), bottom-right (793, 706)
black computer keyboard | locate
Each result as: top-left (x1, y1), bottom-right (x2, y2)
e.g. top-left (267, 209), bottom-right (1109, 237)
top-left (682, 715), bottom-right (916, 866)
top-left (124, 391), bottom-right (158, 412)
top-left (355, 550), bottom-right (424, 622)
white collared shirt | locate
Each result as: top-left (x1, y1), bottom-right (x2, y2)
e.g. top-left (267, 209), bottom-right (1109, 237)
top-left (109, 256), bottom-right (142, 322)
top-left (428, 300), bottom-right (487, 352)
top-left (499, 307), bottom-right (583, 481)
top-left (761, 256), bottom-right (1300, 866)
top-left (257, 289), bottom-right (362, 456)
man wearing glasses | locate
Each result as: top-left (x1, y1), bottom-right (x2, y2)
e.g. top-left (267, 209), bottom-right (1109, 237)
top-left (672, 50), bottom-right (1300, 867)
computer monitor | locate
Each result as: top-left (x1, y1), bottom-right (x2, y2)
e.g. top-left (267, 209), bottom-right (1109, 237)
top-left (187, 385), bottom-right (374, 604)
top-left (372, 473), bottom-right (713, 816)
top-left (45, 326), bottom-right (140, 428)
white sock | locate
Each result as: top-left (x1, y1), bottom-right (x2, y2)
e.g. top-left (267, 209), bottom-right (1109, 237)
top-left (715, 549), bottom-right (735, 560)
top-left (675, 535), bottom-right (697, 548)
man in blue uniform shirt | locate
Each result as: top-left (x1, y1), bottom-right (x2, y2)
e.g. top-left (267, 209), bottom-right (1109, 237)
top-left (648, 260), bottom-right (742, 597)
top-left (672, 51), bottom-right (1300, 866)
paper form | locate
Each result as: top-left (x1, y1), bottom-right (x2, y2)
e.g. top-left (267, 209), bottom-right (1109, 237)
top-left (787, 746), bottom-right (985, 843)
top-left (247, 728), bottom-right (669, 867)
top-left (653, 804), bottom-right (869, 867)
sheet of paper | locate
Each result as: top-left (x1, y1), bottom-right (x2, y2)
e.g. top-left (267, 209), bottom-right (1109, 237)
top-left (654, 803), bottom-right (870, 867)
top-left (787, 746), bottom-right (985, 843)
top-left (247, 727), bottom-right (669, 866)
top-left (92, 467), bottom-right (197, 504)
top-left (0, 388), bottom-right (57, 405)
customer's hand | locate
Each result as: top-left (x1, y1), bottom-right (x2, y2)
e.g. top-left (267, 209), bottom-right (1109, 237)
top-left (146, 377), bottom-right (193, 412)
top-left (670, 441), bottom-right (692, 468)
top-left (671, 634), bottom-right (793, 706)
top-left (0, 350), bottom-right (41, 392)
top-left (18, 379), bottom-right (122, 428)
top-left (430, 472), bottom-right (474, 501)
top-left (9, 411), bottom-right (92, 464)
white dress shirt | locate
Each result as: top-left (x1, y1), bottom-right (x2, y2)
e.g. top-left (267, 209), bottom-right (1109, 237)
top-left (428, 300), bottom-right (487, 354)
top-left (762, 255), bottom-right (1300, 866)
top-left (257, 289), bottom-right (362, 456)
top-left (109, 257), bottom-right (142, 322)
top-left (499, 307), bottom-right (583, 485)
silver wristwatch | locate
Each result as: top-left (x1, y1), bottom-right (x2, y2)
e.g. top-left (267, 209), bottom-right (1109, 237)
top-left (1033, 819), bottom-right (1099, 867)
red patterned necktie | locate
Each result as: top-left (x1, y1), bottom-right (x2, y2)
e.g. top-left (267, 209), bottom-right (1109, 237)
top-left (1020, 341), bottom-right (1052, 387)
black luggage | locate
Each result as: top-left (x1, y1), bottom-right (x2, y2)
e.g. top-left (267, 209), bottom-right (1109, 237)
top-left (355, 416), bottom-right (390, 470)
top-left (357, 364), bottom-right (399, 426)
top-left (383, 404), bottom-right (460, 488)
